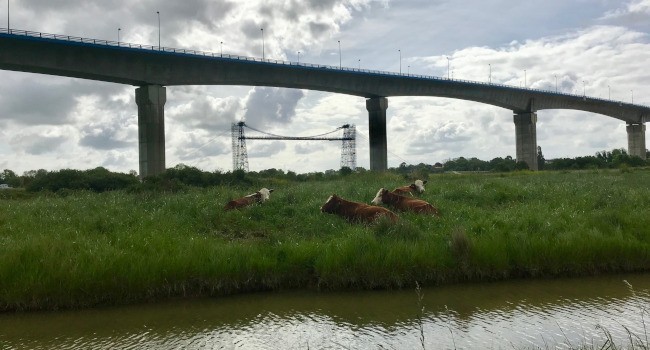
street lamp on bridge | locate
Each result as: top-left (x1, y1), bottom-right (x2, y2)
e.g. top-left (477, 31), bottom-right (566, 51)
top-left (446, 57), bottom-right (451, 79)
top-left (608, 85), bottom-right (610, 100)
top-left (261, 28), bottom-right (264, 59)
top-left (118, 28), bottom-right (121, 45)
top-left (156, 11), bottom-right (160, 50)
top-left (524, 69), bottom-right (527, 88)
top-left (338, 40), bottom-right (341, 69)
top-left (297, 51), bottom-right (300, 63)
top-left (554, 74), bottom-right (558, 93)
top-left (398, 49), bottom-right (401, 74)
top-left (488, 63), bottom-right (491, 83)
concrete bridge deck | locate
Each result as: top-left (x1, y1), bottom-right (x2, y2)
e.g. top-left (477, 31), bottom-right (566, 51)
top-left (1, 28), bottom-right (648, 175)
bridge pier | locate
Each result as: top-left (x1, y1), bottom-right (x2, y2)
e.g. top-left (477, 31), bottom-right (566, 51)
top-left (366, 97), bottom-right (388, 171)
top-left (513, 112), bottom-right (539, 170)
top-left (135, 85), bottom-right (167, 178)
top-left (626, 123), bottom-right (647, 159)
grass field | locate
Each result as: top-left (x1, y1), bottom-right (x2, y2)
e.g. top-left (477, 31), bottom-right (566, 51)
top-left (1, 169), bottom-right (650, 311)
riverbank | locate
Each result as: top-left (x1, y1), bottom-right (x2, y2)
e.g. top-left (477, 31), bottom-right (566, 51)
top-left (1, 169), bottom-right (650, 311)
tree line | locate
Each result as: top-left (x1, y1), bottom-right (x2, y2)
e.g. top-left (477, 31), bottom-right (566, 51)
top-left (1, 148), bottom-right (648, 193)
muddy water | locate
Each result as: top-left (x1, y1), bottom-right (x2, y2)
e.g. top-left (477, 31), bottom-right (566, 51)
top-left (1, 273), bottom-right (649, 349)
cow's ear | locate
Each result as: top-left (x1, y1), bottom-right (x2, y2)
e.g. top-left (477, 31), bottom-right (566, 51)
top-left (269, 189), bottom-right (275, 193)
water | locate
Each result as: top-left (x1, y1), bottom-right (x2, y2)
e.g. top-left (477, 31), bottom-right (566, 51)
top-left (1, 273), bottom-right (649, 349)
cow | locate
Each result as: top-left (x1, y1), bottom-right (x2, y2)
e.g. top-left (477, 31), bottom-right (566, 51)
top-left (371, 188), bottom-right (440, 215)
top-left (224, 188), bottom-right (274, 211)
top-left (392, 179), bottom-right (427, 196)
top-left (320, 194), bottom-right (399, 224)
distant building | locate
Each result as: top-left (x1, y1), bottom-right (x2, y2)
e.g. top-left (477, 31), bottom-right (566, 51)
top-left (0, 184), bottom-right (10, 189)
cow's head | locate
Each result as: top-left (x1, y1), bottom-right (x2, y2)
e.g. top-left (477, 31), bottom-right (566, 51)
top-left (413, 180), bottom-right (427, 193)
top-left (321, 194), bottom-right (340, 213)
top-left (371, 188), bottom-right (389, 205)
top-left (258, 188), bottom-right (274, 202)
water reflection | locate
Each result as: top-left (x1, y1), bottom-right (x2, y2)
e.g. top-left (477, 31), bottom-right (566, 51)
top-left (1, 273), bottom-right (649, 349)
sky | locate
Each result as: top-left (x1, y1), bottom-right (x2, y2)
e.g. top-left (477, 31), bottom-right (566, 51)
top-left (1, 0), bottom-right (649, 174)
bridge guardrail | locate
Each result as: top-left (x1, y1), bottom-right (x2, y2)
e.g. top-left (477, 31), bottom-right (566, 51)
top-left (0, 27), bottom-right (645, 108)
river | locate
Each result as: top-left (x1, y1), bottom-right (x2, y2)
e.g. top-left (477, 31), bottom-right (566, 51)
top-left (1, 273), bottom-right (649, 349)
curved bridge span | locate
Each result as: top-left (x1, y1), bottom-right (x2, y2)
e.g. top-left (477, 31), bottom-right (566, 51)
top-left (1, 28), bottom-right (648, 175)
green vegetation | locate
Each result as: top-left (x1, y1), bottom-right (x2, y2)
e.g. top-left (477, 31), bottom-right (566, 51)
top-left (1, 169), bottom-right (650, 311)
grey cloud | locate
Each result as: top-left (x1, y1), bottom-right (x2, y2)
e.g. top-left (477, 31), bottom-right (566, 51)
top-left (309, 22), bottom-right (330, 37)
top-left (172, 95), bottom-right (243, 132)
top-left (248, 141), bottom-right (286, 158)
top-left (79, 115), bottom-right (136, 150)
top-left (243, 87), bottom-right (304, 127)
top-left (10, 133), bottom-right (67, 155)
top-left (408, 122), bottom-right (474, 154)
top-left (174, 138), bottom-right (230, 161)
top-left (294, 143), bottom-right (325, 154)
top-left (0, 75), bottom-right (128, 126)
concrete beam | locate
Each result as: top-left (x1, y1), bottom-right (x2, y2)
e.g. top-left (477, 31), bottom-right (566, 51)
top-left (366, 97), bottom-right (388, 171)
top-left (513, 112), bottom-right (539, 171)
top-left (626, 123), bottom-right (646, 159)
top-left (135, 85), bottom-right (166, 177)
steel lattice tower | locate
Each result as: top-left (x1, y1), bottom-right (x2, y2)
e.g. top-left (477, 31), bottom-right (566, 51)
top-left (341, 124), bottom-right (356, 170)
top-left (231, 121), bottom-right (249, 172)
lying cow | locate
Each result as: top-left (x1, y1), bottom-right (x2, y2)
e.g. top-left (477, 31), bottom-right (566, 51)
top-left (392, 179), bottom-right (427, 196)
top-left (372, 188), bottom-right (440, 215)
top-left (224, 188), bottom-right (274, 211)
top-left (320, 194), bottom-right (398, 224)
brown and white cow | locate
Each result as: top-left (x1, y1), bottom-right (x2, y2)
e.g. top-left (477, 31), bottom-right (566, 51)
top-left (224, 188), bottom-right (274, 211)
top-left (392, 179), bottom-right (427, 196)
top-left (372, 188), bottom-right (440, 215)
top-left (320, 194), bottom-right (399, 224)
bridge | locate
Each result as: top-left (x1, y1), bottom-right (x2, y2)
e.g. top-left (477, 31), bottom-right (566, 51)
top-left (1, 28), bottom-right (648, 176)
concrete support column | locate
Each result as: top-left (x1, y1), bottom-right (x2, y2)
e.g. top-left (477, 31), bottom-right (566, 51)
top-left (366, 97), bottom-right (388, 171)
top-left (513, 112), bottom-right (538, 171)
top-left (626, 123), bottom-right (646, 159)
top-left (135, 85), bottom-right (167, 178)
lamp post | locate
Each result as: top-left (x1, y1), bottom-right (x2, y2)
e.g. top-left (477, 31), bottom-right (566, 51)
top-left (398, 49), bottom-right (401, 74)
top-left (297, 51), bottom-right (300, 63)
top-left (156, 11), bottom-right (160, 50)
top-left (8, 0), bottom-right (10, 31)
top-left (582, 80), bottom-right (586, 97)
top-left (631, 89), bottom-right (634, 104)
top-left (358, 59), bottom-right (360, 69)
top-left (446, 57), bottom-right (450, 79)
top-left (488, 64), bottom-right (492, 83)
top-left (220, 41), bottom-right (223, 57)
top-left (408, 65), bottom-right (410, 74)
top-left (338, 40), bottom-right (341, 69)
top-left (261, 28), bottom-right (264, 59)
top-left (608, 85), bottom-right (610, 100)
top-left (554, 74), bottom-right (558, 93)
top-left (524, 69), bottom-right (527, 88)
top-left (118, 28), bottom-right (121, 45)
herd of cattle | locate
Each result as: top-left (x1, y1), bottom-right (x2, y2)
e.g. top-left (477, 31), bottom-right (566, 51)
top-left (224, 180), bottom-right (440, 224)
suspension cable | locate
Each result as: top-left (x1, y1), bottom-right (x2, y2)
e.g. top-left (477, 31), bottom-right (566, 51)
top-left (243, 123), bottom-right (343, 139)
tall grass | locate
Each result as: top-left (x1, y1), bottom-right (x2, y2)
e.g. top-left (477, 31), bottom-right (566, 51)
top-left (1, 169), bottom-right (650, 311)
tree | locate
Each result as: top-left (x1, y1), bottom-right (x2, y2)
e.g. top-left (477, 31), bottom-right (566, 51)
top-left (0, 169), bottom-right (21, 187)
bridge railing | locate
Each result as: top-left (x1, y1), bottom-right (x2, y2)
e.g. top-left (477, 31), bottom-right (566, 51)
top-left (0, 27), bottom-right (645, 108)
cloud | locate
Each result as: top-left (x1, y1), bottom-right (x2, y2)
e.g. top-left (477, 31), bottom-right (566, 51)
top-left (248, 141), bottom-right (286, 158)
top-left (243, 87), bottom-right (305, 127)
top-left (294, 142), bottom-right (325, 154)
top-left (9, 128), bottom-right (70, 155)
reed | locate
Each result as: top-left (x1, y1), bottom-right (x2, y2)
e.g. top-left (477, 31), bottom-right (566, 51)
top-left (1, 169), bottom-right (650, 311)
